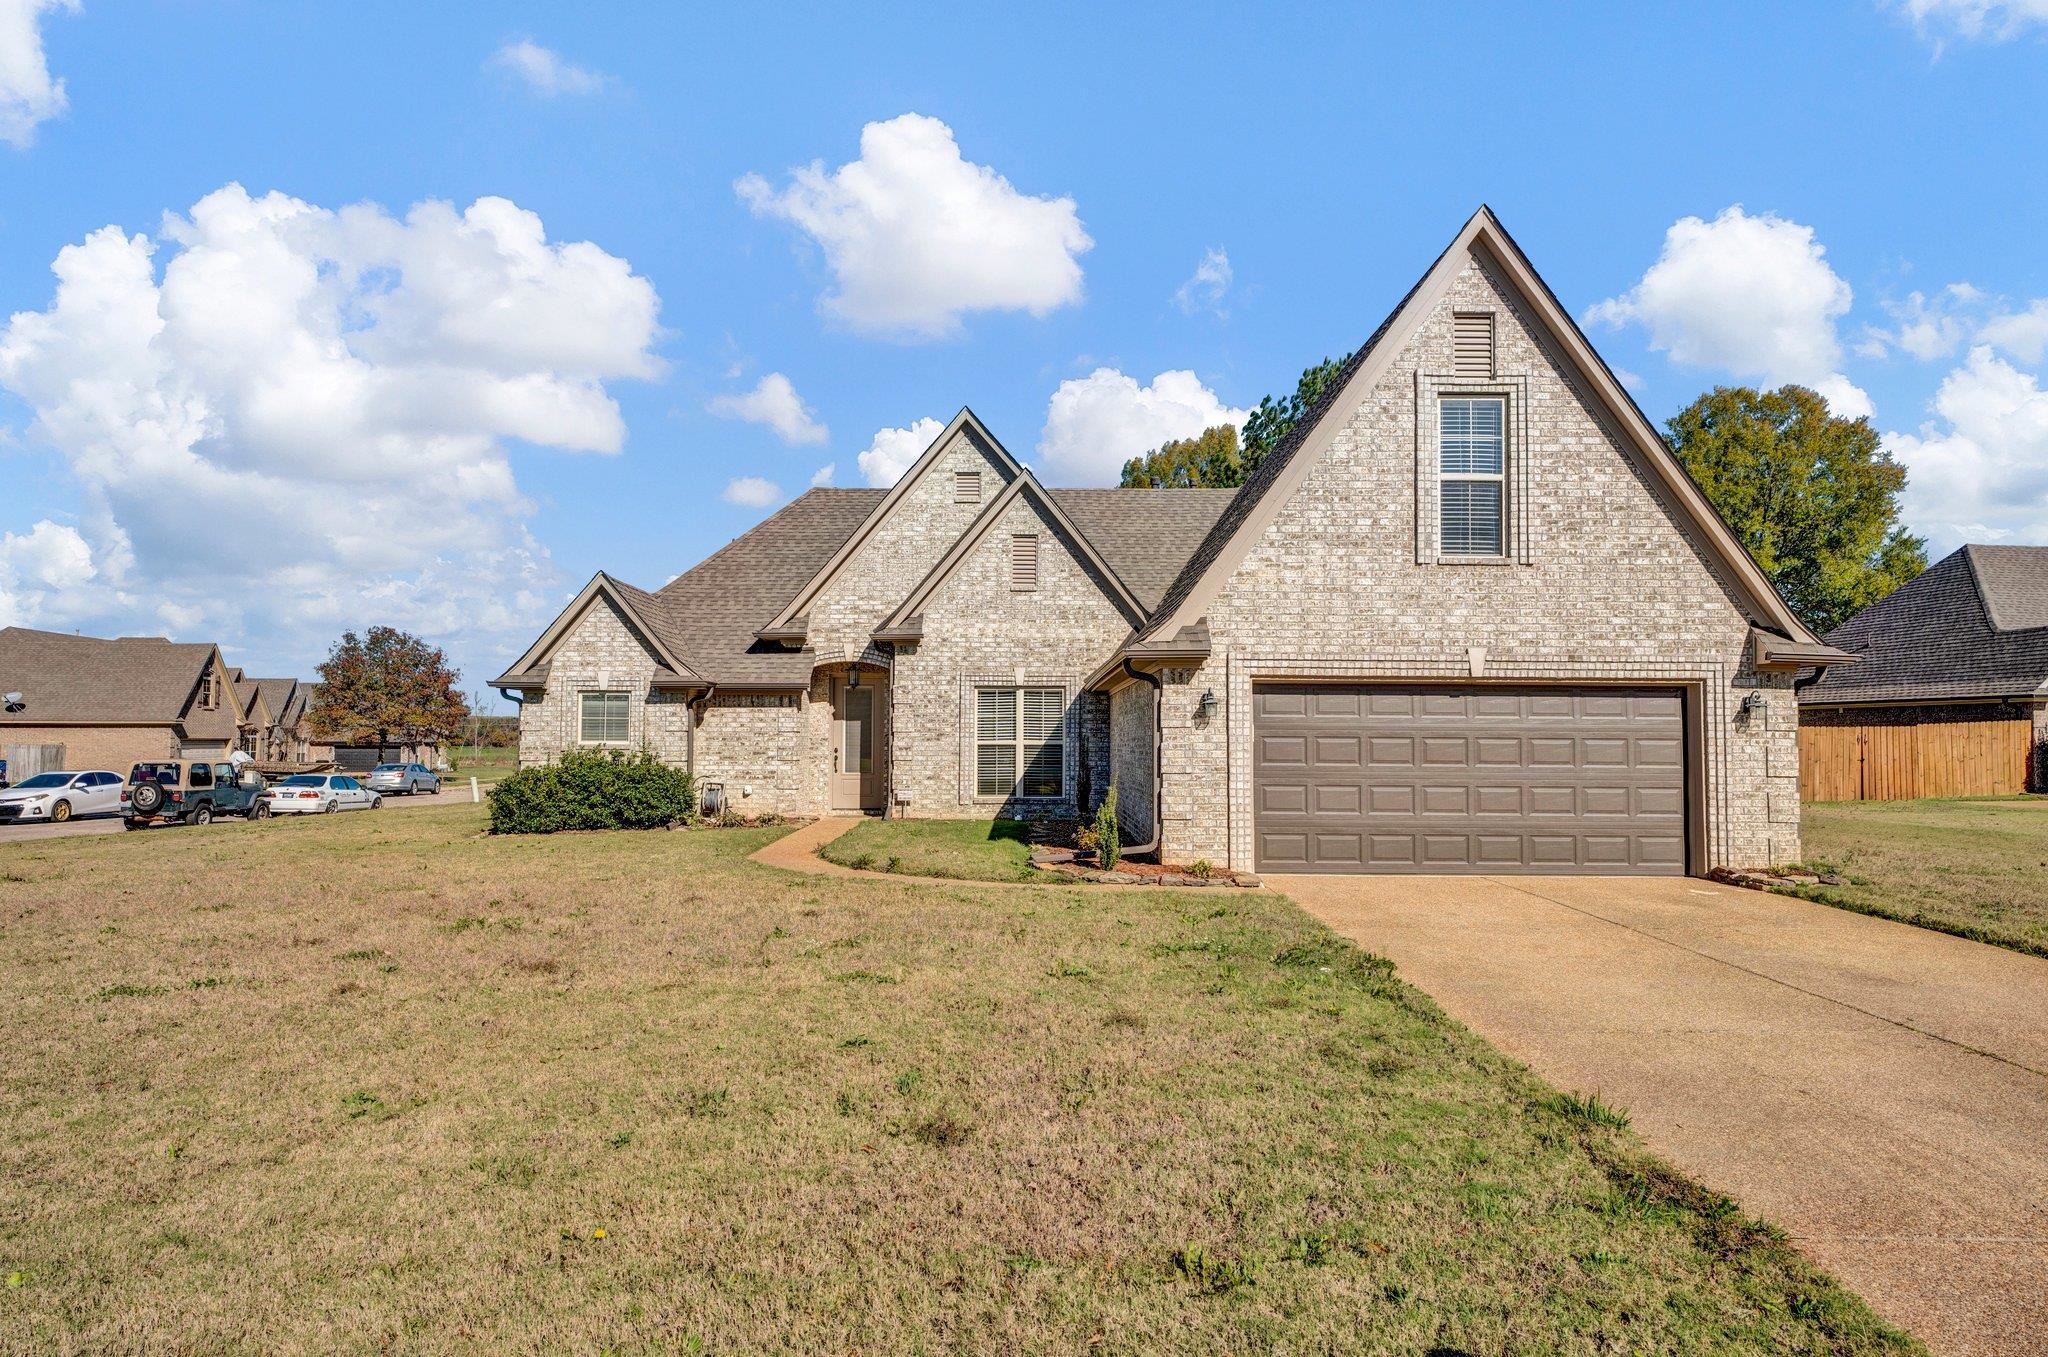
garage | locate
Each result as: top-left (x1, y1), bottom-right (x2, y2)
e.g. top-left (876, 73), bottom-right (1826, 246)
top-left (1252, 684), bottom-right (1688, 875)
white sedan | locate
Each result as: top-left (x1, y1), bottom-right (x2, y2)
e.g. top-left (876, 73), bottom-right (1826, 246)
top-left (0, 769), bottom-right (126, 824)
top-left (262, 773), bottom-right (382, 815)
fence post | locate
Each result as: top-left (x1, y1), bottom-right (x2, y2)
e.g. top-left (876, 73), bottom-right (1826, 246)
top-left (470, 776), bottom-right (480, 804)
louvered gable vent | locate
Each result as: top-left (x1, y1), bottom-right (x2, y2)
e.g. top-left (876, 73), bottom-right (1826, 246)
top-left (955, 470), bottom-right (981, 503)
top-left (1453, 312), bottom-right (1495, 379)
top-left (1010, 533), bottom-right (1040, 591)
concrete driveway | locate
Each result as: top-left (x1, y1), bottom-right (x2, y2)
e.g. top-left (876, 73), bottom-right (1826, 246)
top-left (1285, 872), bottom-right (2048, 1357)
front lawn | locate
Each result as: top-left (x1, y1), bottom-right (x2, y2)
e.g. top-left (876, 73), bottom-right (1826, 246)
top-left (1799, 796), bottom-right (2048, 958)
top-left (0, 805), bottom-right (1913, 1353)
top-left (821, 815), bottom-right (1041, 882)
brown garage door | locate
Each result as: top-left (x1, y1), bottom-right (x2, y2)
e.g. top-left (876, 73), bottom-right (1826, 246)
top-left (1253, 684), bottom-right (1687, 875)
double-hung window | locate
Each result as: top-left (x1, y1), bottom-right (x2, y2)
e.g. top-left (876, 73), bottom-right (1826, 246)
top-left (1439, 396), bottom-right (1506, 557)
top-left (579, 690), bottom-right (630, 744)
top-left (975, 687), bottom-right (1063, 798)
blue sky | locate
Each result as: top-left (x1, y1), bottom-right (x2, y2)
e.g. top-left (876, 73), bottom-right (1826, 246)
top-left (3, 1), bottom-right (2046, 705)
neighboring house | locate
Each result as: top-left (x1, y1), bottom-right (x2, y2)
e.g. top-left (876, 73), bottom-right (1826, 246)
top-left (228, 669), bottom-right (272, 758)
top-left (249, 677), bottom-right (304, 763)
top-left (498, 208), bottom-right (1847, 875)
top-left (0, 626), bottom-right (245, 777)
top-left (1799, 545), bottom-right (2048, 800)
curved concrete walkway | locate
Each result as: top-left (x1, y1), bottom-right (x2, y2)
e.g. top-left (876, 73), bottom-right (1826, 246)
top-left (748, 817), bottom-right (1251, 891)
top-left (1286, 871), bottom-right (2048, 1357)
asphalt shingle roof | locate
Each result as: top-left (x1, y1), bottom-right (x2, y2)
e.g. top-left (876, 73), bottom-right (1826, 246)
top-left (1801, 545), bottom-right (2048, 705)
top-left (0, 627), bottom-right (229, 735)
top-left (1045, 489), bottom-right (1237, 612)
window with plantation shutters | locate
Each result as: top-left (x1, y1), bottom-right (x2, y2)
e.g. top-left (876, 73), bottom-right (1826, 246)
top-left (1453, 312), bottom-right (1495, 379)
top-left (975, 686), bottom-right (1064, 798)
top-left (1010, 534), bottom-right (1039, 591)
top-left (1439, 396), bottom-right (1506, 556)
top-left (955, 470), bottom-right (982, 503)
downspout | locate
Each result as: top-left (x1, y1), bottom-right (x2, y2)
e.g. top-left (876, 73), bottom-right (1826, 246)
top-left (685, 684), bottom-right (718, 776)
top-left (1118, 658), bottom-right (1164, 861)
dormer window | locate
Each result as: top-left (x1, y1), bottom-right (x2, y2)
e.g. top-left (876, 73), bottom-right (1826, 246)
top-left (955, 470), bottom-right (982, 504)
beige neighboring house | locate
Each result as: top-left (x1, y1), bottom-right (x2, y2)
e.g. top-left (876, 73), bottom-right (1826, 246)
top-left (0, 626), bottom-right (245, 779)
top-left (497, 208), bottom-right (1852, 875)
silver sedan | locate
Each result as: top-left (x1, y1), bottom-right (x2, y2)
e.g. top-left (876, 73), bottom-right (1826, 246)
top-left (365, 762), bottom-right (441, 795)
top-left (0, 770), bottom-right (126, 824)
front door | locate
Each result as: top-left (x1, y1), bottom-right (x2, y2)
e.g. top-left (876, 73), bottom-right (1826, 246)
top-left (829, 674), bottom-right (886, 812)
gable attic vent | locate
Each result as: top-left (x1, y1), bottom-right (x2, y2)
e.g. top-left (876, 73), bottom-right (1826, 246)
top-left (955, 470), bottom-right (982, 504)
top-left (1453, 312), bottom-right (1496, 379)
top-left (1010, 533), bottom-right (1040, 592)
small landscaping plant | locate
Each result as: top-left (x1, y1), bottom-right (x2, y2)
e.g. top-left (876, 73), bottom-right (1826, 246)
top-left (1093, 783), bottom-right (1121, 872)
top-left (486, 749), bottom-right (695, 834)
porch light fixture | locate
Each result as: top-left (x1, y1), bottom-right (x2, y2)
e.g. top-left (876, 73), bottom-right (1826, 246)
top-left (847, 667), bottom-right (861, 690)
top-left (1737, 692), bottom-right (1765, 725)
top-left (1196, 688), bottom-right (1218, 721)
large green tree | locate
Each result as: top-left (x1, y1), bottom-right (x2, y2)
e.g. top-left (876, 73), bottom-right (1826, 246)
top-left (1120, 424), bottom-right (1245, 488)
top-left (1666, 385), bottom-right (1927, 634)
top-left (310, 626), bottom-right (470, 747)
top-left (1119, 351), bottom-right (1354, 489)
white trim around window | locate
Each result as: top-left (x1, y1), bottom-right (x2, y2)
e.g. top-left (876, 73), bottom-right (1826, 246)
top-left (974, 685), bottom-right (1065, 799)
top-left (578, 689), bottom-right (630, 744)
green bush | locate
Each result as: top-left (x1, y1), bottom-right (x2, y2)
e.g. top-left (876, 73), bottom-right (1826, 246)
top-left (1094, 783), bottom-right (1121, 872)
top-left (486, 749), bottom-right (695, 834)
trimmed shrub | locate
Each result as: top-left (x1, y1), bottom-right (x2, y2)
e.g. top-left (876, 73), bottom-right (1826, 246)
top-left (1094, 783), bottom-right (1121, 872)
top-left (487, 749), bottom-right (695, 834)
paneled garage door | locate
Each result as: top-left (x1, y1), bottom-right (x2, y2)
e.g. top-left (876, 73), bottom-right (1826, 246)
top-left (1253, 684), bottom-right (1688, 875)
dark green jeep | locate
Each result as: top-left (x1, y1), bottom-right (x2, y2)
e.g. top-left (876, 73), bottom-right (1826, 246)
top-left (123, 760), bottom-right (270, 828)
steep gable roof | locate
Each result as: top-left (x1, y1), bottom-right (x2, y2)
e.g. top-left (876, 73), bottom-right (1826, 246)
top-left (252, 677), bottom-right (299, 721)
top-left (876, 474), bottom-right (1150, 636)
top-left (1802, 546), bottom-right (2048, 705)
top-left (1131, 206), bottom-right (1824, 653)
top-left (758, 408), bottom-right (1024, 639)
top-left (493, 573), bottom-right (706, 690)
top-left (0, 627), bottom-right (228, 732)
top-left (1047, 489), bottom-right (1236, 613)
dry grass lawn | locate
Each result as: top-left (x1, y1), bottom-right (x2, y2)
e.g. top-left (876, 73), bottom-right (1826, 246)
top-left (1799, 797), bottom-right (2048, 957)
top-left (0, 805), bottom-right (1916, 1354)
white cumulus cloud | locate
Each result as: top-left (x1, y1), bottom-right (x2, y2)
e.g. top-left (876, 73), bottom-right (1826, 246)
top-left (0, 0), bottom-right (76, 148)
top-left (1037, 369), bottom-right (1248, 487)
top-left (737, 113), bottom-right (1092, 341)
top-left (0, 518), bottom-right (104, 627)
top-left (489, 38), bottom-right (607, 96)
top-left (721, 476), bottom-right (782, 508)
top-left (856, 416), bottom-right (944, 487)
top-left (808, 462), bottom-right (836, 487)
top-left (0, 182), bottom-right (662, 671)
top-left (1174, 247), bottom-right (1233, 316)
top-left (1886, 346), bottom-right (2048, 550)
top-left (1587, 206), bottom-right (1871, 419)
top-left (1979, 300), bottom-right (2048, 365)
top-left (706, 371), bottom-right (828, 445)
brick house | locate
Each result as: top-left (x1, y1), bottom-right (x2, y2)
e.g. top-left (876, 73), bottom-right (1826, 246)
top-left (0, 627), bottom-right (245, 778)
top-left (497, 209), bottom-right (1849, 875)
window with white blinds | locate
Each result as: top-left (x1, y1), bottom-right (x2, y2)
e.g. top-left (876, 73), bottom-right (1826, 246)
top-left (579, 690), bottom-right (630, 744)
top-left (1439, 396), bottom-right (1506, 556)
top-left (1010, 533), bottom-right (1040, 591)
top-left (975, 687), bottom-right (1064, 798)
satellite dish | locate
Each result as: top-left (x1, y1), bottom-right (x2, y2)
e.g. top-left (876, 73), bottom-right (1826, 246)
top-left (2, 692), bottom-right (23, 714)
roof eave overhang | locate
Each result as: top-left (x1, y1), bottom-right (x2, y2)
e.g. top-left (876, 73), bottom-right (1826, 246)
top-left (754, 622), bottom-right (808, 645)
top-left (1751, 630), bottom-right (1858, 671)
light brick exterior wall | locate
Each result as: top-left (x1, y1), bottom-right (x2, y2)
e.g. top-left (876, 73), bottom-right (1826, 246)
top-left (1, 725), bottom-right (181, 777)
top-left (1108, 680), bottom-right (1155, 843)
top-left (1160, 252), bottom-right (1799, 872)
top-left (888, 492), bottom-right (1133, 819)
top-left (693, 692), bottom-right (809, 815)
top-left (804, 430), bottom-right (1019, 666)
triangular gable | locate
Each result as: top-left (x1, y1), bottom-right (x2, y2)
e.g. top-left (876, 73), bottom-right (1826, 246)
top-left (493, 572), bottom-right (705, 690)
top-left (1133, 206), bottom-right (1824, 651)
top-left (876, 472), bottom-right (1148, 636)
top-left (757, 407), bottom-right (1027, 640)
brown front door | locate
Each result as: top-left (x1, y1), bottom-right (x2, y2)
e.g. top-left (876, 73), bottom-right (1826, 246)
top-left (829, 674), bottom-right (886, 812)
top-left (1252, 683), bottom-right (1688, 875)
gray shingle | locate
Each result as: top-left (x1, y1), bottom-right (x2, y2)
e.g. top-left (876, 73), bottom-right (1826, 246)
top-left (0, 627), bottom-right (225, 733)
top-left (1046, 489), bottom-right (1237, 612)
top-left (1802, 546), bottom-right (2048, 705)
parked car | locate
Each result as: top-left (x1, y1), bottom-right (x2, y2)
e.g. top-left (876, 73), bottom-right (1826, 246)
top-left (0, 769), bottom-right (126, 823)
top-left (365, 762), bottom-right (440, 796)
top-left (123, 760), bottom-right (270, 828)
top-left (261, 773), bottom-right (381, 815)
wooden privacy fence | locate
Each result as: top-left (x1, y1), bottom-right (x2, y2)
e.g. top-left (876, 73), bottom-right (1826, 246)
top-left (1800, 717), bottom-right (2033, 801)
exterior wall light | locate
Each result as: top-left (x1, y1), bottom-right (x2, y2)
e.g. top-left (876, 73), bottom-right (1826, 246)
top-left (1196, 689), bottom-right (1219, 722)
top-left (1737, 692), bottom-right (1766, 725)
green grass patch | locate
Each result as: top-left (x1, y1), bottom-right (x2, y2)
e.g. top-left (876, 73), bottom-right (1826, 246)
top-left (1798, 796), bottom-right (2048, 957)
top-left (820, 816), bottom-right (1041, 882)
